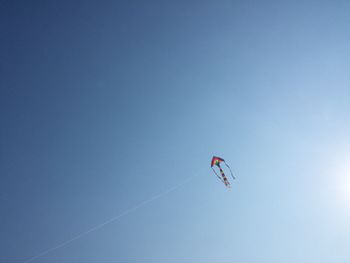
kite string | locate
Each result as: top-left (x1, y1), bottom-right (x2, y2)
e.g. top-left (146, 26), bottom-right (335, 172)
top-left (23, 174), bottom-right (199, 263)
top-left (224, 162), bottom-right (236, 180)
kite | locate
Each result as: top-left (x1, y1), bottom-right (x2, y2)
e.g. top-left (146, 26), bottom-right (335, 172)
top-left (211, 156), bottom-right (236, 188)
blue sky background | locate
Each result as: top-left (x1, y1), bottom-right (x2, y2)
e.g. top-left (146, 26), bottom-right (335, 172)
top-left (1, 1), bottom-right (350, 262)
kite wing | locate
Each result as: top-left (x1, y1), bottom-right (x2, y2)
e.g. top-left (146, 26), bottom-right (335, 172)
top-left (211, 156), bottom-right (225, 167)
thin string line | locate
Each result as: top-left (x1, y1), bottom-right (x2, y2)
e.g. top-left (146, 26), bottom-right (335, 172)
top-left (23, 174), bottom-right (198, 263)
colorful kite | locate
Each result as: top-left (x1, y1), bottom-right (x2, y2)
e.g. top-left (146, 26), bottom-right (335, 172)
top-left (211, 156), bottom-right (236, 188)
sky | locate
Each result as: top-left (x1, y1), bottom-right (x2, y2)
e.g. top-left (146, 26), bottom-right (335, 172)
top-left (1, 0), bottom-right (350, 262)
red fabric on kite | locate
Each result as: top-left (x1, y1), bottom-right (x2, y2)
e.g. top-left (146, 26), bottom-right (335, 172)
top-left (211, 156), bottom-right (225, 167)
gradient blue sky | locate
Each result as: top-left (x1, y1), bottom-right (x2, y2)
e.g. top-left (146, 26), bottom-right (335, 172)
top-left (2, 1), bottom-right (350, 262)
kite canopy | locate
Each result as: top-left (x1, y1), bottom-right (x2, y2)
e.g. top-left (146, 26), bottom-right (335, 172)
top-left (211, 156), bottom-right (224, 167)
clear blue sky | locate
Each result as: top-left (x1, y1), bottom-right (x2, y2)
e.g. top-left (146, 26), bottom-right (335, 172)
top-left (1, 1), bottom-right (350, 262)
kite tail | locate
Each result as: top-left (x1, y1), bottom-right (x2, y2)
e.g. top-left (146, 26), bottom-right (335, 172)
top-left (218, 167), bottom-right (231, 188)
top-left (219, 167), bottom-right (225, 177)
top-left (224, 161), bottom-right (236, 180)
top-left (211, 167), bottom-right (224, 184)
